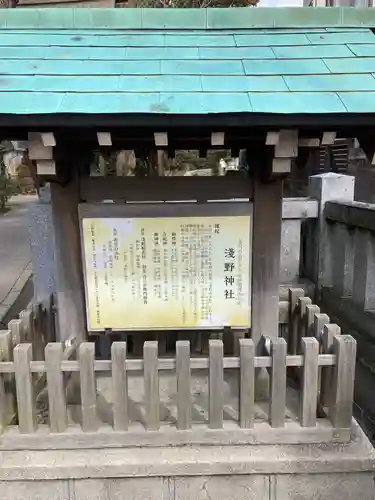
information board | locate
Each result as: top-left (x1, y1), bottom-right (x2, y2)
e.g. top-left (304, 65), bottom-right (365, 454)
top-left (81, 207), bottom-right (252, 331)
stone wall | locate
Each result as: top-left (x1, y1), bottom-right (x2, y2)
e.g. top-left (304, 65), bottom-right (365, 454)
top-left (0, 422), bottom-right (373, 500)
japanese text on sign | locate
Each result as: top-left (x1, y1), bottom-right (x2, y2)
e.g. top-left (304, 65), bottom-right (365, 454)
top-left (82, 215), bottom-right (251, 331)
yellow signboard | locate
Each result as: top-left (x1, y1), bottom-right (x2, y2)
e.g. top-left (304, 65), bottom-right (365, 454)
top-left (82, 215), bottom-right (251, 331)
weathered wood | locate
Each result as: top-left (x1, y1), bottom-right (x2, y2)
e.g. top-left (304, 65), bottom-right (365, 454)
top-left (288, 288), bottom-right (304, 355)
top-left (14, 344), bottom-right (36, 433)
top-left (51, 177), bottom-right (86, 342)
top-left (80, 176), bottom-right (252, 202)
top-left (239, 338), bottom-right (255, 428)
top-left (79, 343), bottom-right (98, 432)
top-left (0, 330), bottom-right (12, 362)
top-left (0, 365), bottom-right (5, 431)
top-left (111, 342), bottom-right (128, 431)
top-left (0, 330), bottom-right (15, 428)
top-left (45, 342), bottom-right (67, 433)
top-left (305, 304), bottom-right (320, 337)
top-left (298, 297), bottom-right (312, 346)
top-left (0, 421), bottom-right (351, 450)
top-left (0, 352), bottom-right (337, 376)
top-left (269, 337), bottom-right (287, 428)
top-left (8, 319), bottom-right (23, 346)
top-left (330, 335), bottom-right (356, 429)
top-left (32, 302), bottom-right (45, 360)
top-left (144, 341), bottom-right (159, 431)
top-left (321, 324), bottom-right (341, 408)
top-left (176, 340), bottom-right (191, 430)
top-left (251, 178), bottom-right (283, 345)
top-left (19, 309), bottom-right (33, 344)
top-left (331, 223), bottom-right (355, 298)
top-left (313, 313), bottom-right (330, 342)
top-left (282, 198), bottom-right (318, 219)
top-left (209, 339), bottom-right (224, 429)
top-left (300, 337), bottom-right (319, 427)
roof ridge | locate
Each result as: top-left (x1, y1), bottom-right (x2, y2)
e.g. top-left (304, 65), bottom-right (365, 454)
top-left (2, 7), bottom-right (375, 31)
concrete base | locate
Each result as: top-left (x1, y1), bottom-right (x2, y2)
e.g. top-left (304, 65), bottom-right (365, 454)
top-left (0, 422), bottom-right (373, 500)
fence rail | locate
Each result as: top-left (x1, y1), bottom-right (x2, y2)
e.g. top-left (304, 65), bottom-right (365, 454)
top-left (0, 288), bottom-right (356, 449)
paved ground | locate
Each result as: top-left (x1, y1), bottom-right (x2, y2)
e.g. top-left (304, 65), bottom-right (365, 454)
top-left (0, 195), bottom-right (36, 323)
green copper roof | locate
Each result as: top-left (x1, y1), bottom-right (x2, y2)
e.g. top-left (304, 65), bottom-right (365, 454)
top-left (2, 7), bottom-right (375, 116)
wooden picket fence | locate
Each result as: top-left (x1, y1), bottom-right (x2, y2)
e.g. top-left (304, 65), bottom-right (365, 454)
top-left (0, 296), bottom-right (54, 428)
top-left (0, 289), bottom-right (356, 449)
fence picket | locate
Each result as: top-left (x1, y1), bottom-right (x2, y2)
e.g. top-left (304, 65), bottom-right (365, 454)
top-left (8, 319), bottom-right (23, 346)
top-left (144, 341), bottom-right (159, 430)
top-left (330, 335), bottom-right (356, 429)
top-left (176, 340), bottom-right (191, 430)
top-left (45, 342), bottom-right (67, 433)
top-left (14, 343), bottom-right (36, 433)
top-left (298, 297), bottom-right (312, 345)
top-left (305, 305), bottom-right (320, 337)
top-left (79, 342), bottom-right (98, 432)
top-left (19, 309), bottom-right (33, 343)
top-left (112, 342), bottom-right (128, 431)
top-left (269, 337), bottom-right (287, 428)
top-left (209, 339), bottom-right (224, 429)
top-left (313, 313), bottom-right (330, 342)
top-left (288, 288), bottom-right (304, 355)
top-left (321, 324), bottom-right (341, 408)
top-left (239, 338), bottom-right (254, 429)
top-left (301, 337), bottom-right (319, 427)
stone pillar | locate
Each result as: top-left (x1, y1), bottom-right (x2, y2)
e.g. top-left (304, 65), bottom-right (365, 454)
top-left (26, 184), bottom-right (56, 301)
top-left (306, 173), bottom-right (355, 295)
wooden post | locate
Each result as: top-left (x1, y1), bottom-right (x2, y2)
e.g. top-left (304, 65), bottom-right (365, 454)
top-left (305, 305), bottom-right (320, 337)
top-left (251, 178), bottom-right (283, 345)
top-left (0, 330), bottom-right (14, 428)
top-left (269, 337), bottom-right (287, 428)
top-left (288, 288), bottom-right (304, 355)
top-left (300, 337), bottom-right (319, 427)
top-left (51, 176), bottom-right (86, 342)
top-left (144, 341), bottom-right (159, 431)
top-left (314, 313), bottom-right (329, 342)
top-left (298, 297), bottom-right (312, 345)
top-left (330, 335), bottom-right (356, 429)
top-left (209, 339), bottom-right (224, 429)
top-left (45, 342), bottom-right (68, 433)
top-left (8, 319), bottom-right (23, 346)
top-left (0, 330), bottom-right (12, 431)
top-left (14, 344), bottom-right (36, 433)
top-left (79, 342), bottom-right (98, 432)
top-left (251, 177), bottom-right (283, 400)
top-left (111, 342), bottom-right (128, 431)
top-left (176, 340), bottom-right (191, 430)
top-left (239, 338), bottom-right (255, 428)
top-left (321, 324), bottom-right (341, 408)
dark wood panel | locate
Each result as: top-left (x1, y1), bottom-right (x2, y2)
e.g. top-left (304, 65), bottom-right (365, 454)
top-left (80, 175), bottom-right (252, 202)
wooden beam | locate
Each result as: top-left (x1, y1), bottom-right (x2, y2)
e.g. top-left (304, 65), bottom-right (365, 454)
top-left (211, 132), bottom-right (225, 146)
top-left (51, 174), bottom-right (86, 342)
top-left (321, 132), bottom-right (336, 146)
top-left (251, 177), bottom-right (283, 345)
top-left (154, 132), bottom-right (168, 147)
top-left (97, 132), bottom-right (112, 147)
top-left (41, 132), bottom-right (56, 147)
top-left (80, 176), bottom-right (252, 202)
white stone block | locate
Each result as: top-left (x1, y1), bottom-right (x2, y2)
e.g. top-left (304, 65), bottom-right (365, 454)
top-left (0, 480), bottom-right (69, 500)
top-left (74, 477), bottom-right (169, 500)
top-left (174, 475), bottom-right (269, 500)
top-left (276, 473), bottom-right (374, 500)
